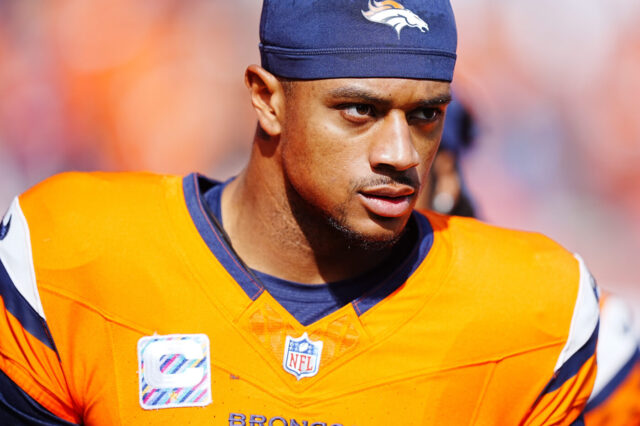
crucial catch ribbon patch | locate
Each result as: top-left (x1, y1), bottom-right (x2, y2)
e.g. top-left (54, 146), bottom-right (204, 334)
top-left (138, 333), bottom-right (212, 409)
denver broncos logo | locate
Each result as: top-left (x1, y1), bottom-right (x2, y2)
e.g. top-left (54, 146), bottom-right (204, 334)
top-left (361, 0), bottom-right (429, 39)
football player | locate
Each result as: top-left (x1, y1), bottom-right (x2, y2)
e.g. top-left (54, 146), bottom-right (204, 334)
top-left (0, 1), bottom-right (599, 424)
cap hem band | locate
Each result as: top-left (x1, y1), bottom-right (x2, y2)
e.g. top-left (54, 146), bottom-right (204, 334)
top-left (260, 44), bottom-right (456, 81)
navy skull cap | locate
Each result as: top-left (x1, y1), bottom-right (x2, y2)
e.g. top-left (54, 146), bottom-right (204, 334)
top-left (259, 0), bottom-right (457, 81)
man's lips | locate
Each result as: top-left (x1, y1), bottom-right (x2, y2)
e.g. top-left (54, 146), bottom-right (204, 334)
top-left (358, 186), bottom-right (415, 218)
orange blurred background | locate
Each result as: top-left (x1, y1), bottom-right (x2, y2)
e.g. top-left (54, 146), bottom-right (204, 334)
top-left (1, 1), bottom-right (638, 313)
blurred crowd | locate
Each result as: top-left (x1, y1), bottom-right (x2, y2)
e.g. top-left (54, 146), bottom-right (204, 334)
top-left (452, 0), bottom-right (640, 306)
top-left (0, 0), bottom-right (260, 197)
top-left (0, 1), bottom-right (639, 310)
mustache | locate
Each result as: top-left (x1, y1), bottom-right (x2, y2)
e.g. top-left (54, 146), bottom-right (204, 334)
top-left (351, 172), bottom-right (420, 192)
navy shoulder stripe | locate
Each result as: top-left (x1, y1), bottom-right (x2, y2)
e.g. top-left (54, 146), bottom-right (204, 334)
top-left (542, 322), bottom-right (598, 394)
top-left (536, 255), bottom-right (599, 398)
top-left (0, 369), bottom-right (77, 425)
top-left (0, 197), bottom-right (58, 354)
top-left (0, 259), bottom-right (57, 353)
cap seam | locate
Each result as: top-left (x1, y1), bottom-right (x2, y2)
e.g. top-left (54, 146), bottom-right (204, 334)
top-left (261, 45), bottom-right (456, 59)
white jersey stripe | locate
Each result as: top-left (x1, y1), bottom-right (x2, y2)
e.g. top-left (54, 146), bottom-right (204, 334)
top-left (553, 254), bottom-right (600, 372)
top-left (0, 197), bottom-right (46, 319)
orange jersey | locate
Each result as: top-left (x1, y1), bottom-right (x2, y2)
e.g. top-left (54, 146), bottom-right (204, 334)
top-left (585, 293), bottom-right (640, 426)
top-left (0, 172), bottom-right (599, 425)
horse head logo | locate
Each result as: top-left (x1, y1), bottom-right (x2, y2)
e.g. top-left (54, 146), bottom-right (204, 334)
top-left (362, 0), bottom-right (429, 39)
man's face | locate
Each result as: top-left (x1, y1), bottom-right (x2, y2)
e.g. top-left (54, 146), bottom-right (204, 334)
top-left (278, 77), bottom-right (450, 249)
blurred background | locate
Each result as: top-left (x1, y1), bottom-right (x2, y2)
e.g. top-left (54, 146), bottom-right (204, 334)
top-left (0, 1), bottom-right (638, 314)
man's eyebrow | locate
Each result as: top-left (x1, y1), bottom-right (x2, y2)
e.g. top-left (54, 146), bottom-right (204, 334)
top-left (328, 87), bottom-right (391, 105)
top-left (416, 94), bottom-right (452, 107)
top-left (328, 87), bottom-right (452, 107)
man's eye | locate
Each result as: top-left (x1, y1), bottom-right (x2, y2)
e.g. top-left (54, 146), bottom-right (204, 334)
top-left (408, 108), bottom-right (440, 122)
top-left (343, 104), bottom-right (374, 118)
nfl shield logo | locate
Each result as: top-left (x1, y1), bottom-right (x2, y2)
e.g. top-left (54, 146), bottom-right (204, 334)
top-left (283, 332), bottom-right (323, 380)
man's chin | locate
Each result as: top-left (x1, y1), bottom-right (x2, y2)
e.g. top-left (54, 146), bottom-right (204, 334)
top-left (327, 217), bottom-right (404, 252)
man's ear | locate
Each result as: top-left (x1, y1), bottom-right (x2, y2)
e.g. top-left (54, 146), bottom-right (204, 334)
top-left (245, 65), bottom-right (285, 137)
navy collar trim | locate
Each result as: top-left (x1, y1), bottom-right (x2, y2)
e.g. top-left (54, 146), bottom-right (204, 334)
top-left (183, 173), bottom-right (264, 300)
top-left (182, 173), bottom-right (434, 316)
top-left (352, 211), bottom-right (433, 315)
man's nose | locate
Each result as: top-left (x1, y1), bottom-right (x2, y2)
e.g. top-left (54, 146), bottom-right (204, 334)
top-left (368, 110), bottom-right (420, 172)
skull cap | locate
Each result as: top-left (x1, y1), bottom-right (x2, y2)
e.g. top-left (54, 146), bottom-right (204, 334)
top-left (259, 0), bottom-right (457, 81)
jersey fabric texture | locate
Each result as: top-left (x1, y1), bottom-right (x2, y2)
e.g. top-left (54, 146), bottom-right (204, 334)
top-left (0, 172), bottom-right (599, 425)
top-left (584, 292), bottom-right (640, 425)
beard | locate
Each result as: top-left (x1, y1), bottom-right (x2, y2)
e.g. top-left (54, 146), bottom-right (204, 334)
top-left (325, 204), bottom-right (405, 252)
top-left (285, 171), bottom-right (419, 253)
top-left (321, 172), bottom-right (419, 252)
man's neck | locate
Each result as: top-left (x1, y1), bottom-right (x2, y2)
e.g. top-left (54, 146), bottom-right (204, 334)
top-left (220, 166), bottom-right (398, 285)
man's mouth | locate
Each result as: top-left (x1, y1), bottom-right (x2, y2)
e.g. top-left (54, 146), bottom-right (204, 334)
top-left (358, 186), bottom-right (415, 218)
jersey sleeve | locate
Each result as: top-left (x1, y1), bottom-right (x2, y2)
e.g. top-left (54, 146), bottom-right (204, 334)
top-left (0, 197), bottom-right (80, 424)
top-left (584, 293), bottom-right (640, 425)
top-left (522, 254), bottom-right (600, 426)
